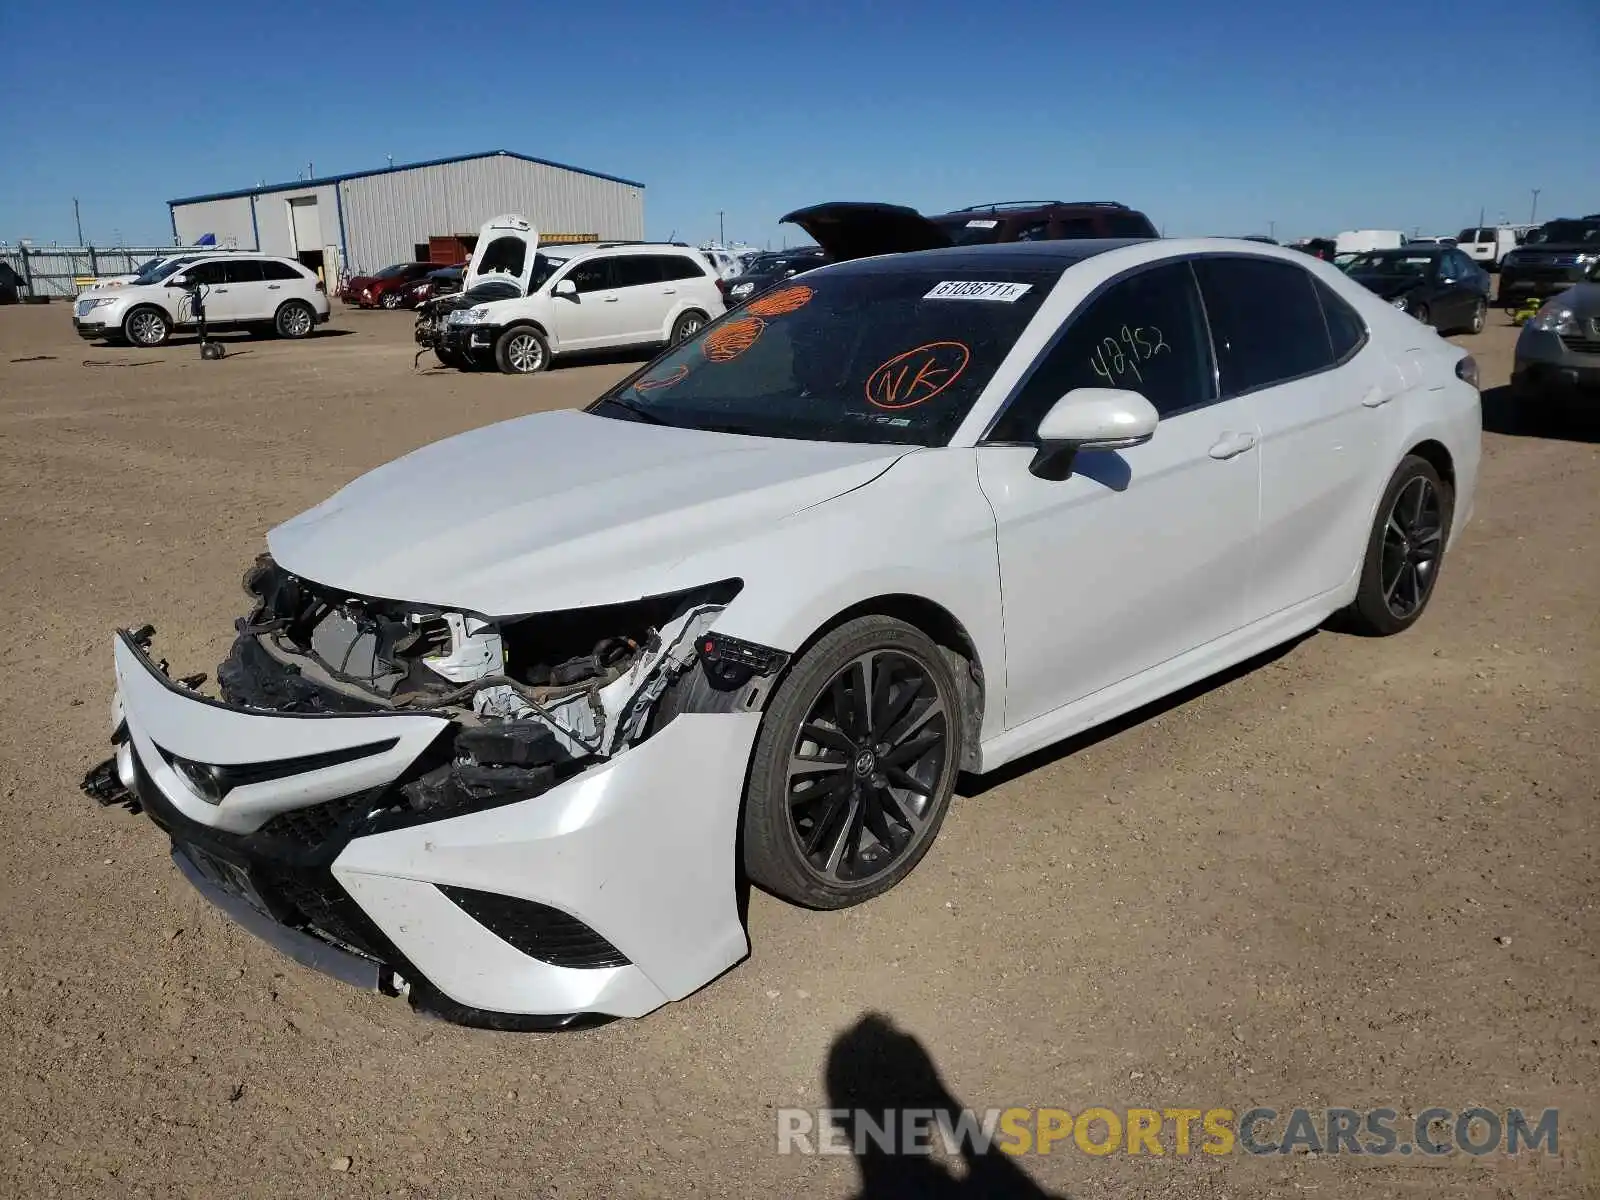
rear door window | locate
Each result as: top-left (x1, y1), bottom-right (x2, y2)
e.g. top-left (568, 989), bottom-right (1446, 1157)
top-left (610, 256), bottom-right (661, 288)
top-left (224, 260), bottom-right (264, 283)
top-left (1192, 257), bottom-right (1335, 396)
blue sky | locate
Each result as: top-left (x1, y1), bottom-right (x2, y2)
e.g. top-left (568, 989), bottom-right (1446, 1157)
top-left (2, 0), bottom-right (1595, 249)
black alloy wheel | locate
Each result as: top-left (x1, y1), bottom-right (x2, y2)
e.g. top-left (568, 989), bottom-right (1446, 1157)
top-left (1345, 455), bottom-right (1451, 636)
top-left (743, 616), bottom-right (963, 908)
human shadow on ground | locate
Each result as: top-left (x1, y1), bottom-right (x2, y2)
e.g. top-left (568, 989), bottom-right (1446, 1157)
top-left (825, 1013), bottom-right (1068, 1199)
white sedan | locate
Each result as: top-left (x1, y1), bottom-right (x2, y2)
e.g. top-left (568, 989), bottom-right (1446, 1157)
top-left (85, 238), bottom-right (1481, 1028)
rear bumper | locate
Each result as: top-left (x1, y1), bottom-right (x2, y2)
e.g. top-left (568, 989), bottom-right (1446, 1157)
top-left (99, 630), bottom-right (756, 1025)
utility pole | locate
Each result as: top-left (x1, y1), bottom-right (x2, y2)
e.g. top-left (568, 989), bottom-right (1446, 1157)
top-left (73, 197), bottom-right (84, 245)
top-left (718, 211), bottom-right (725, 247)
top-left (1530, 189), bottom-right (1540, 224)
top-left (1268, 220), bottom-right (1276, 241)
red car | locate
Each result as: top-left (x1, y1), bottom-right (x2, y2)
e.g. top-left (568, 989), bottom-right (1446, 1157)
top-left (340, 262), bottom-right (441, 309)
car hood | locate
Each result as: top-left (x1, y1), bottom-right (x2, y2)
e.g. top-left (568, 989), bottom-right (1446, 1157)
top-left (781, 202), bottom-right (952, 262)
top-left (268, 409), bottom-right (912, 615)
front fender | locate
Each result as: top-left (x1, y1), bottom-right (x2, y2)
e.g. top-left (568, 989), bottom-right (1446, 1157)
top-left (702, 449), bottom-right (1006, 742)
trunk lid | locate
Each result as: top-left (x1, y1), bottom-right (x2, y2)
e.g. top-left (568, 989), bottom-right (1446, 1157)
top-left (780, 202), bottom-right (953, 262)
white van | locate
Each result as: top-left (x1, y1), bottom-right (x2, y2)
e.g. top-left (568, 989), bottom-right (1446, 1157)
top-left (1456, 226), bottom-right (1521, 270)
top-left (1335, 229), bottom-right (1406, 255)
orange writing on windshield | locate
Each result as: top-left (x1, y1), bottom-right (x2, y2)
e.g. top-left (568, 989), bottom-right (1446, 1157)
top-left (745, 285), bottom-right (813, 317)
top-left (634, 363), bottom-right (687, 391)
top-left (865, 341), bottom-right (971, 410)
top-left (703, 316), bottom-right (765, 363)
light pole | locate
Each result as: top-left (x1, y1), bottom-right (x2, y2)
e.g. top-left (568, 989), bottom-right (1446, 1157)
top-left (1530, 189), bottom-right (1540, 224)
top-left (718, 211), bottom-right (725, 247)
top-left (1268, 220), bottom-right (1276, 241)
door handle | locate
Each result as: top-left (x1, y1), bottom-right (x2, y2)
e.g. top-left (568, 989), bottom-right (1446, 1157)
top-left (662, 287), bottom-right (677, 294)
top-left (1361, 385), bottom-right (1397, 408)
top-left (1207, 431), bottom-right (1257, 460)
top-left (266, 284), bottom-right (281, 290)
top-left (603, 296), bottom-right (619, 302)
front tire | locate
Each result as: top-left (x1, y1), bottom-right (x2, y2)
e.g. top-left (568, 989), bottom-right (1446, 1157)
top-left (494, 326), bottom-right (549, 374)
top-left (1344, 455), bottom-right (1452, 636)
top-left (274, 300), bottom-right (315, 339)
top-left (122, 306), bottom-right (170, 347)
top-left (742, 616), bottom-right (964, 909)
top-left (380, 291), bottom-right (403, 310)
top-left (1465, 298), bottom-right (1486, 334)
top-left (1409, 302), bottom-right (1432, 328)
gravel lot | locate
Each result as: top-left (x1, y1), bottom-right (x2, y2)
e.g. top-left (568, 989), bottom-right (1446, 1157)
top-left (0, 301), bottom-right (1594, 1199)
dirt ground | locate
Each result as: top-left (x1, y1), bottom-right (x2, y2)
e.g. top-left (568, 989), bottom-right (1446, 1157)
top-left (0, 300), bottom-right (1594, 1200)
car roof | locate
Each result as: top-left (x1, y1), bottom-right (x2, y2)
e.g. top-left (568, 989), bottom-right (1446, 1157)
top-left (827, 238), bottom-right (1153, 275)
top-left (548, 241), bottom-right (698, 260)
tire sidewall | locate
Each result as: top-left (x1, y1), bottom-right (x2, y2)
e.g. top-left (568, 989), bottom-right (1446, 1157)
top-left (275, 301), bottom-right (314, 339)
top-left (1352, 455), bottom-right (1452, 636)
top-left (122, 305), bottom-right (170, 347)
top-left (494, 326), bottom-right (548, 374)
top-left (742, 615), bottom-right (965, 908)
top-left (671, 310), bottom-right (707, 344)
top-left (380, 291), bottom-right (402, 309)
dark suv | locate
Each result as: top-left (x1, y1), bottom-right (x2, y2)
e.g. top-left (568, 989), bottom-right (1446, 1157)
top-left (781, 200), bottom-right (1157, 262)
top-left (1497, 216), bottom-right (1600, 308)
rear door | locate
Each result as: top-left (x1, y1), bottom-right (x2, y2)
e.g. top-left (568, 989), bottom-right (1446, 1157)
top-left (1193, 256), bottom-right (1390, 622)
top-left (607, 254), bottom-right (672, 343)
top-left (222, 259), bottom-right (272, 319)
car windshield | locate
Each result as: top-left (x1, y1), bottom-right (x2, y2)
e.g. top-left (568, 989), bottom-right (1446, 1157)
top-left (1524, 221), bottom-right (1600, 245)
top-left (588, 265), bottom-right (1059, 447)
top-left (932, 215), bottom-right (1007, 246)
top-left (137, 257), bottom-right (193, 284)
top-left (1347, 252), bottom-right (1434, 275)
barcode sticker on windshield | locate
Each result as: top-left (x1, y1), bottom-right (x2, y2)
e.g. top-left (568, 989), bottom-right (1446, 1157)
top-left (924, 280), bottom-right (1033, 302)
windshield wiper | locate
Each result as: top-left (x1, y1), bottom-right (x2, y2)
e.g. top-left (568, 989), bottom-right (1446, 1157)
top-left (595, 396), bottom-right (674, 426)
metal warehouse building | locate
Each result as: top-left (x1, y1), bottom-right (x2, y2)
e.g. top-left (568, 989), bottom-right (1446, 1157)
top-left (167, 149), bottom-right (644, 278)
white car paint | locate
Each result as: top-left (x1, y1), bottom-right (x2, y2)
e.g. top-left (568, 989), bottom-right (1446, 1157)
top-left (441, 215), bottom-right (726, 366)
top-left (1335, 229), bottom-right (1406, 255)
top-left (73, 253), bottom-right (328, 341)
top-left (105, 237), bottom-right (1481, 1022)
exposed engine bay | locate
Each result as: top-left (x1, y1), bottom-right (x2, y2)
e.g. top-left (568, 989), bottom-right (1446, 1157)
top-left (216, 555), bottom-right (780, 821)
top-left (413, 279), bottom-right (521, 367)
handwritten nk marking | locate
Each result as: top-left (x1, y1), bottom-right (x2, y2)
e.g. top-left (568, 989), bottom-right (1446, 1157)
top-left (1090, 324), bottom-right (1169, 387)
top-left (865, 341), bottom-right (971, 410)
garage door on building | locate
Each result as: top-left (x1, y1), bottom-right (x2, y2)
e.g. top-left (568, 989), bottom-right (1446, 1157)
top-left (287, 197), bottom-right (323, 261)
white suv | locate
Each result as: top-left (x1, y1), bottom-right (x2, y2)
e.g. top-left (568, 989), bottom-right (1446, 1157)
top-left (427, 216), bottom-right (725, 373)
top-left (73, 254), bottom-right (331, 346)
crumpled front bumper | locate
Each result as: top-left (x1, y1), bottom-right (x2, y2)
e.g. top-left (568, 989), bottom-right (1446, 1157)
top-left (101, 631), bottom-right (756, 1025)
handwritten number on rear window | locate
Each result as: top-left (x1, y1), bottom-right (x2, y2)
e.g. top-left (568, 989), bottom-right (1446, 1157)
top-left (1090, 325), bottom-right (1169, 386)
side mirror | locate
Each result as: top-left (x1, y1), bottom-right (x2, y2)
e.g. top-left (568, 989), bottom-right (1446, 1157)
top-left (168, 275), bottom-right (189, 288)
top-left (1030, 388), bottom-right (1159, 481)
top-left (552, 278), bottom-right (577, 298)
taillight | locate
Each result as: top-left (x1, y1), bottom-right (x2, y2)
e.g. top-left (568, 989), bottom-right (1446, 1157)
top-left (1455, 354), bottom-right (1479, 389)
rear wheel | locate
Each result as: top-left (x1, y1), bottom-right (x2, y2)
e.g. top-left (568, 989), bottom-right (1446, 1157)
top-left (275, 300), bottom-right (315, 339)
top-left (742, 616), bottom-right (964, 909)
top-left (1408, 302), bottom-right (1432, 327)
top-left (122, 306), bottom-right (170, 347)
top-left (1344, 455), bottom-right (1452, 636)
top-left (494, 326), bottom-right (549, 374)
top-left (670, 310), bottom-right (708, 344)
top-left (380, 291), bottom-right (403, 309)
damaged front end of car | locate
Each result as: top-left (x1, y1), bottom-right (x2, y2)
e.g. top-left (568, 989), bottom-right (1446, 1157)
top-left (84, 556), bottom-right (787, 1028)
